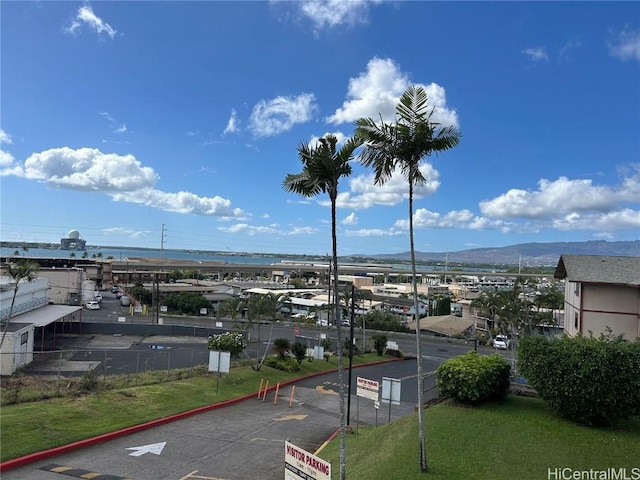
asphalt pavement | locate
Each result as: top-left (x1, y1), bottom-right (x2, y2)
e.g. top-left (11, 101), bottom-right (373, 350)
top-left (2, 359), bottom-right (424, 480)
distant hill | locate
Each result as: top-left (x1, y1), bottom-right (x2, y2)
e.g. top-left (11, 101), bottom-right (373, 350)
top-left (350, 240), bottom-right (640, 266)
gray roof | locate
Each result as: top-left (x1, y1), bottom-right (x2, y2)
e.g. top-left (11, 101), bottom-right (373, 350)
top-left (554, 255), bottom-right (640, 286)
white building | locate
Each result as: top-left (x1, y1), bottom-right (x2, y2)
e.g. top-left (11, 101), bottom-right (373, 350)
top-left (0, 275), bottom-right (81, 376)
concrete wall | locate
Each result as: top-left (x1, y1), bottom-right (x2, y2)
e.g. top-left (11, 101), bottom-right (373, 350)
top-left (0, 324), bottom-right (34, 376)
top-left (39, 268), bottom-right (85, 305)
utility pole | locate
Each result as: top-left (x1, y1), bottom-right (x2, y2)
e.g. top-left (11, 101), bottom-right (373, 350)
top-left (160, 224), bottom-right (167, 261)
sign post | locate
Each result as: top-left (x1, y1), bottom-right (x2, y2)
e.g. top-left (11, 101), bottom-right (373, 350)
top-left (381, 377), bottom-right (401, 423)
top-left (208, 350), bottom-right (230, 394)
top-left (356, 376), bottom-right (379, 435)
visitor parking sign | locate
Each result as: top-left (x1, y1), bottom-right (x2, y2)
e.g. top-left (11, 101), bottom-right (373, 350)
top-left (285, 441), bottom-right (331, 480)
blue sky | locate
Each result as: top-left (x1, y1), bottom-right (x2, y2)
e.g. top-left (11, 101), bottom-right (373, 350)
top-left (1, 1), bottom-right (639, 257)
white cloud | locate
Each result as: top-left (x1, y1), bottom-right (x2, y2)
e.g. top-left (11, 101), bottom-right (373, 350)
top-left (111, 188), bottom-right (245, 218)
top-left (0, 129), bottom-right (12, 144)
top-left (521, 47), bottom-right (549, 62)
top-left (186, 130), bottom-right (200, 137)
top-left (479, 172), bottom-right (640, 220)
top-left (102, 227), bottom-right (149, 239)
top-left (608, 27), bottom-right (640, 62)
top-left (223, 109), bottom-right (240, 135)
top-left (218, 223), bottom-right (319, 236)
top-left (308, 131), bottom-right (347, 148)
top-left (249, 93), bottom-right (317, 137)
top-left (558, 38), bottom-right (582, 62)
top-left (329, 163), bottom-right (440, 209)
top-left (327, 57), bottom-right (459, 128)
top-left (22, 147), bottom-right (157, 191)
top-left (394, 208), bottom-right (508, 231)
top-left (65, 6), bottom-right (117, 39)
top-left (7, 147), bottom-right (245, 219)
top-left (99, 111), bottom-right (115, 123)
top-left (342, 212), bottom-right (358, 225)
top-left (294, 0), bottom-right (383, 31)
top-left (345, 228), bottom-right (404, 237)
top-left (114, 124), bottom-right (127, 134)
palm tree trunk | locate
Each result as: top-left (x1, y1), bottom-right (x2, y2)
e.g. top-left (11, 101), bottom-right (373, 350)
top-left (332, 196), bottom-right (347, 480)
top-left (409, 180), bottom-right (428, 473)
top-left (0, 286), bottom-right (20, 349)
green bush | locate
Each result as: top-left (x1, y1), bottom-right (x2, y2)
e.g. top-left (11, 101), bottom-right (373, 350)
top-left (436, 351), bottom-right (511, 405)
top-left (291, 341), bottom-right (307, 364)
top-left (519, 334), bottom-right (640, 426)
top-left (263, 356), bottom-right (300, 372)
top-left (372, 334), bottom-right (387, 356)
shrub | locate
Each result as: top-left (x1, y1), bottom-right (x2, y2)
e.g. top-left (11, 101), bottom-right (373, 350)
top-left (518, 334), bottom-right (640, 426)
top-left (272, 338), bottom-right (291, 360)
top-left (437, 351), bottom-right (511, 405)
top-left (263, 356), bottom-right (300, 372)
top-left (372, 334), bottom-right (387, 356)
top-left (291, 341), bottom-right (307, 364)
top-left (208, 332), bottom-right (247, 358)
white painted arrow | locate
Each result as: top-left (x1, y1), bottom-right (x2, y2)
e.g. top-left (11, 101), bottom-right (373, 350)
top-left (126, 441), bottom-right (166, 457)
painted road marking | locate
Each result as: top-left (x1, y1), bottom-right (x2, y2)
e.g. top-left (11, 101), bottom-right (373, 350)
top-left (126, 441), bottom-right (166, 457)
top-left (315, 385), bottom-right (337, 395)
top-left (273, 414), bottom-right (308, 421)
top-left (178, 471), bottom-right (231, 480)
top-left (40, 463), bottom-right (133, 479)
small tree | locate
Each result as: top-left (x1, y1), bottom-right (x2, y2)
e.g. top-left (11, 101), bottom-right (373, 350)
top-left (273, 338), bottom-right (291, 360)
top-left (372, 334), bottom-right (388, 356)
top-left (292, 341), bottom-right (307, 364)
top-left (1, 260), bottom-right (40, 348)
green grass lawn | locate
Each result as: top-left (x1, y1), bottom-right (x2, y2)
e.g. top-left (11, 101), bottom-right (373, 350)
top-left (1, 353), bottom-right (385, 462)
top-left (318, 396), bottom-right (640, 480)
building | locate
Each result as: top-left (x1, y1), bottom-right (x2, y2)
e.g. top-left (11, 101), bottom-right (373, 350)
top-left (0, 274), bottom-right (81, 375)
top-left (60, 229), bottom-right (87, 250)
top-left (554, 255), bottom-right (640, 340)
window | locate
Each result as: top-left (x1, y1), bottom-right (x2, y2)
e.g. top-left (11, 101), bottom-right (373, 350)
top-left (574, 283), bottom-right (580, 297)
top-left (574, 312), bottom-right (579, 330)
top-left (20, 332), bottom-right (28, 345)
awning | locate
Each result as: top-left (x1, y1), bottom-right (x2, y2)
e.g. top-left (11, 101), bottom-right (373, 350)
top-left (11, 305), bottom-right (82, 327)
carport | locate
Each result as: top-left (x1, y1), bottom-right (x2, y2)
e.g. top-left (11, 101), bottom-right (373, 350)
top-left (11, 305), bottom-right (83, 351)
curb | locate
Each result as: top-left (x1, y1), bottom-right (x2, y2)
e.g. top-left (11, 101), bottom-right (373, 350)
top-left (0, 356), bottom-right (405, 472)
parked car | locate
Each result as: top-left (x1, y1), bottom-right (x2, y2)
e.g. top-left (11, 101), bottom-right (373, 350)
top-left (116, 292), bottom-right (123, 299)
top-left (111, 286), bottom-right (119, 293)
top-left (119, 295), bottom-right (130, 307)
top-left (85, 301), bottom-right (100, 310)
top-left (494, 334), bottom-right (510, 350)
top-left (94, 293), bottom-right (102, 303)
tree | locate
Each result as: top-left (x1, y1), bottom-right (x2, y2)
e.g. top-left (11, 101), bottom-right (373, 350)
top-left (244, 293), bottom-right (290, 371)
top-left (283, 133), bottom-right (362, 480)
top-left (292, 341), bottom-right (307, 364)
top-left (272, 338), bottom-right (291, 360)
top-left (218, 297), bottom-right (243, 327)
top-left (355, 84), bottom-right (461, 473)
top-left (0, 260), bottom-right (40, 348)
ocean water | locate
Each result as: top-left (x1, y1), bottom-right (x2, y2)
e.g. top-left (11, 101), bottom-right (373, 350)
top-left (0, 246), bottom-right (290, 265)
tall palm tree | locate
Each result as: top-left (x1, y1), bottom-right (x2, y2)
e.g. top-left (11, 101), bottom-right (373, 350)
top-left (0, 260), bottom-right (40, 348)
top-left (283, 133), bottom-right (362, 480)
top-left (355, 84), bottom-right (460, 473)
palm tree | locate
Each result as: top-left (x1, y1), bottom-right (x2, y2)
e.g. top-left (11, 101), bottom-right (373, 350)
top-left (0, 260), bottom-right (40, 348)
top-left (283, 133), bottom-right (362, 480)
top-left (248, 293), bottom-right (290, 370)
top-left (355, 84), bottom-right (460, 473)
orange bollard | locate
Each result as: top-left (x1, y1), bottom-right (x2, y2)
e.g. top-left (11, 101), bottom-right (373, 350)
top-left (273, 383), bottom-right (280, 405)
top-left (258, 378), bottom-right (264, 399)
top-left (262, 381), bottom-right (269, 401)
top-left (289, 385), bottom-right (296, 408)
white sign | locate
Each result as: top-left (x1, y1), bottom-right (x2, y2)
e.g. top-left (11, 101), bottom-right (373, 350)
top-left (200, 307), bottom-right (208, 315)
top-left (208, 350), bottom-right (231, 373)
top-left (160, 305), bottom-right (167, 312)
top-left (285, 441), bottom-right (331, 480)
top-left (215, 321), bottom-right (223, 328)
top-left (118, 316), bottom-right (126, 323)
top-left (374, 400), bottom-right (380, 410)
top-left (386, 340), bottom-right (399, 351)
top-left (134, 305), bottom-right (143, 313)
top-left (356, 376), bottom-right (379, 401)
top-left (381, 377), bottom-right (401, 406)
top-left (126, 441), bottom-right (166, 457)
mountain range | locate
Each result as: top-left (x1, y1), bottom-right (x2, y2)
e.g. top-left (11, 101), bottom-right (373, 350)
top-left (349, 240), bottom-right (640, 266)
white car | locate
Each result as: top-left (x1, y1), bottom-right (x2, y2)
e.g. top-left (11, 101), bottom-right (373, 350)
top-left (94, 293), bottom-right (102, 303)
top-left (85, 301), bottom-right (101, 310)
top-left (494, 335), bottom-right (510, 350)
